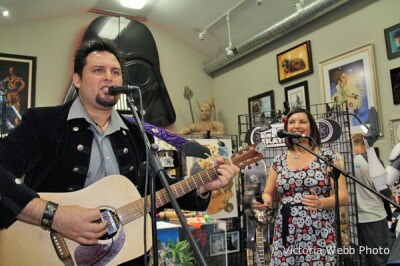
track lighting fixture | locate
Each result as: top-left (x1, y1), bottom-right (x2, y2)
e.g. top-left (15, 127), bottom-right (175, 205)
top-left (0, 7), bottom-right (9, 17)
top-left (295, 0), bottom-right (305, 14)
top-left (225, 45), bottom-right (234, 58)
top-left (256, 0), bottom-right (264, 5)
top-left (198, 30), bottom-right (206, 41)
top-left (225, 13), bottom-right (235, 58)
top-left (197, 0), bottom-right (246, 43)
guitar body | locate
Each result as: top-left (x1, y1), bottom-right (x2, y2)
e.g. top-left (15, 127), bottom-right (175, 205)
top-left (0, 175), bottom-right (152, 265)
top-left (0, 143), bottom-right (266, 265)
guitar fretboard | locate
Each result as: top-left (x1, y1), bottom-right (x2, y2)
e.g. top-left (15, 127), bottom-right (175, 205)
top-left (117, 161), bottom-right (233, 224)
top-left (256, 226), bottom-right (265, 266)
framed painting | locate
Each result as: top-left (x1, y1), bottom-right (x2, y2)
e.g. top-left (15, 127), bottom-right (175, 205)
top-left (226, 231), bottom-right (240, 254)
top-left (248, 90), bottom-right (275, 127)
top-left (184, 138), bottom-right (238, 219)
top-left (0, 53), bottom-right (36, 134)
top-left (390, 67), bottom-right (400, 105)
top-left (209, 231), bottom-right (240, 257)
top-left (210, 232), bottom-right (226, 257)
top-left (319, 43), bottom-right (381, 134)
top-left (389, 118), bottom-right (400, 147)
top-left (384, 22), bottom-right (400, 59)
top-left (276, 41), bottom-right (313, 84)
top-left (284, 80), bottom-right (310, 111)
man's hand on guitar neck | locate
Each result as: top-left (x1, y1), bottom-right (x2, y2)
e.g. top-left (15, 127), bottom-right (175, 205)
top-left (197, 157), bottom-right (239, 194)
top-left (17, 198), bottom-right (108, 245)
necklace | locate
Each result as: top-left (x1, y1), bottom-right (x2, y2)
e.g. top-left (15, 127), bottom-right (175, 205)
top-left (94, 116), bottom-right (111, 130)
top-left (291, 150), bottom-right (305, 159)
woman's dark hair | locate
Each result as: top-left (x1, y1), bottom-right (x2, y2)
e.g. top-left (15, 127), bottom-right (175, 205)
top-left (283, 107), bottom-right (321, 150)
top-left (73, 39), bottom-right (124, 78)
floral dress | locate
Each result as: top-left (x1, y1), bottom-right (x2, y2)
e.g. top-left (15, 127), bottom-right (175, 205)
top-left (270, 148), bottom-right (337, 266)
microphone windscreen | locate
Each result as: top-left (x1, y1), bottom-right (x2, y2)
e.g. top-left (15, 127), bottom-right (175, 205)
top-left (316, 118), bottom-right (342, 143)
top-left (276, 129), bottom-right (286, 138)
top-left (369, 107), bottom-right (380, 134)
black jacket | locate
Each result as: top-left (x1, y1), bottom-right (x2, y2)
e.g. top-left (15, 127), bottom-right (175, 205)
top-left (0, 101), bottom-right (209, 228)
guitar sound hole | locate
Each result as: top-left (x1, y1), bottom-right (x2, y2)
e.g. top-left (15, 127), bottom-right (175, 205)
top-left (99, 209), bottom-right (120, 240)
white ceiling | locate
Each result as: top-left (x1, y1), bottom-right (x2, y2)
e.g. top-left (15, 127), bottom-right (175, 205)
top-left (0, 0), bottom-right (319, 57)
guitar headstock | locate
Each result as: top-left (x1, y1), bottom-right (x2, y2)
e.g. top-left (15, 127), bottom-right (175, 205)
top-left (231, 143), bottom-right (266, 169)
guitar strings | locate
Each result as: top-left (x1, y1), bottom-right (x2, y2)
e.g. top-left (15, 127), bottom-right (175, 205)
top-left (57, 151), bottom-right (248, 263)
top-left (116, 153), bottom-right (241, 223)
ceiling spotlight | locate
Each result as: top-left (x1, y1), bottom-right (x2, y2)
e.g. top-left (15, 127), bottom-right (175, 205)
top-left (225, 13), bottom-right (235, 58)
top-left (198, 30), bottom-right (206, 41)
top-left (295, 0), bottom-right (305, 14)
top-left (0, 7), bottom-right (9, 17)
top-left (120, 0), bottom-right (148, 9)
top-left (225, 45), bottom-right (234, 58)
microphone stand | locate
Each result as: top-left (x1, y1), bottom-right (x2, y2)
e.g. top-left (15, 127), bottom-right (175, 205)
top-left (293, 140), bottom-right (400, 266)
top-left (125, 92), bottom-right (207, 266)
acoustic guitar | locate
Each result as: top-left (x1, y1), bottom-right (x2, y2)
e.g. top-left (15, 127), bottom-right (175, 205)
top-left (0, 143), bottom-right (266, 265)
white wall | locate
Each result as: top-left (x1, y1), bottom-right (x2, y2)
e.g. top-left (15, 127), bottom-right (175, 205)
top-left (0, 12), bottom-right (213, 131)
top-left (212, 0), bottom-right (400, 163)
top-left (1, 0), bottom-right (399, 163)
top-left (145, 21), bottom-right (214, 132)
top-left (0, 12), bottom-right (98, 106)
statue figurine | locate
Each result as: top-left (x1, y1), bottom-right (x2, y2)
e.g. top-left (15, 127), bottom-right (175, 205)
top-left (178, 98), bottom-right (225, 135)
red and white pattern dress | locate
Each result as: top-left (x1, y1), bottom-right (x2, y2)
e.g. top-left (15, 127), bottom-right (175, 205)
top-left (270, 148), bottom-right (337, 266)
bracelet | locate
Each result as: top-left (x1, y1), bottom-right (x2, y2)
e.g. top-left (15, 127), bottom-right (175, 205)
top-left (41, 201), bottom-right (59, 230)
top-left (196, 188), bottom-right (211, 200)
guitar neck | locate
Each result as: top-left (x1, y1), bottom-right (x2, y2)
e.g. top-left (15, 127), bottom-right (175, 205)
top-left (116, 163), bottom-right (226, 224)
top-left (115, 142), bottom-right (265, 225)
top-left (255, 226), bottom-right (265, 265)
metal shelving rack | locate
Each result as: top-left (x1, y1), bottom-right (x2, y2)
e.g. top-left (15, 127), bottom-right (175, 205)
top-left (238, 101), bottom-right (361, 266)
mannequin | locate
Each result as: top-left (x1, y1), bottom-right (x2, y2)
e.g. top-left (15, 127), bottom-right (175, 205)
top-left (387, 142), bottom-right (400, 187)
top-left (178, 99), bottom-right (224, 135)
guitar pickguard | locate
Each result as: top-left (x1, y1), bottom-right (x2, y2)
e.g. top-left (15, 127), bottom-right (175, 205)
top-left (75, 231), bottom-right (125, 265)
top-left (75, 206), bottom-right (125, 265)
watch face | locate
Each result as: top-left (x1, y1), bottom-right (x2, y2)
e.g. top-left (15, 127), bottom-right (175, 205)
top-left (125, 61), bottom-right (151, 86)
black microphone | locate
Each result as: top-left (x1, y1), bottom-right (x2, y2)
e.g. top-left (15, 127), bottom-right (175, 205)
top-left (108, 85), bottom-right (140, 95)
top-left (277, 129), bottom-right (311, 139)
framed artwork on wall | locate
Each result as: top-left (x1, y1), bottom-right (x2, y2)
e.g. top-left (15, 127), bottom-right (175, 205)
top-left (384, 22), bottom-right (400, 59)
top-left (248, 90), bottom-right (275, 126)
top-left (390, 67), bottom-right (400, 105)
top-left (389, 118), bottom-right (400, 147)
top-left (319, 43), bottom-right (381, 134)
top-left (0, 53), bottom-right (36, 134)
top-left (276, 41), bottom-right (313, 84)
top-left (209, 231), bottom-right (240, 257)
top-left (184, 138), bottom-right (238, 219)
top-left (284, 80), bottom-right (310, 111)
top-left (210, 232), bottom-right (226, 257)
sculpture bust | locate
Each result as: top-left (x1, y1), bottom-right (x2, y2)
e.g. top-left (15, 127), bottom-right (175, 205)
top-left (178, 99), bottom-right (225, 135)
